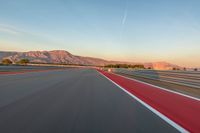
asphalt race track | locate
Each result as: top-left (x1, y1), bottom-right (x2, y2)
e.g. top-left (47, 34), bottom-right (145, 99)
top-left (0, 69), bottom-right (179, 133)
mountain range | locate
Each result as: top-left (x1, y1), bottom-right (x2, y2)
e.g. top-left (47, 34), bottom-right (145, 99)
top-left (0, 50), bottom-right (181, 70)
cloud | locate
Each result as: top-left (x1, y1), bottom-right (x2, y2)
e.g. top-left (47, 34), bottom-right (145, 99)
top-left (0, 23), bottom-right (69, 49)
top-left (0, 24), bottom-right (24, 35)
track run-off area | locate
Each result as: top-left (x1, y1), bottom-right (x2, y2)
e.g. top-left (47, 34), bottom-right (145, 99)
top-left (0, 68), bottom-right (199, 133)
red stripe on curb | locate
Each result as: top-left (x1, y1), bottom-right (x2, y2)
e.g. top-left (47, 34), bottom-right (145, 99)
top-left (98, 70), bottom-right (200, 133)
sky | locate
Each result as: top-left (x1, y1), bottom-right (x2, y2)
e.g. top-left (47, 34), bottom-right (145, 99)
top-left (0, 0), bottom-right (200, 67)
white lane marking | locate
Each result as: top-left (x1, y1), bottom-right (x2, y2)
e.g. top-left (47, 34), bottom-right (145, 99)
top-left (98, 71), bottom-right (189, 133)
top-left (113, 72), bottom-right (200, 101)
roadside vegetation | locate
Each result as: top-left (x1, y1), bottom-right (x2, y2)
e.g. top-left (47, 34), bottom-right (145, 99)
top-left (17, 59), bottom-right (30, 65)
top-left (2, 59), bottom-right (13, 65)
top-left (104, 64), bottom-right (145, 69)
top-left (172, 67), bottom-right (180, 70)
top-left (104, 65), bottom-right (199, 71)
top-left (1, 58), bottom-right (30, 65)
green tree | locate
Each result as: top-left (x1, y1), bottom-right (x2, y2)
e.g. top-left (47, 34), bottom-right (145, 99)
top-left (17, 59), bottom-right (30, 65)
top-left (104, 64), bottom-right (145, 69)
top-left (2, 59), bottom-right (12, 65)
top-left (133, 64), bottom-right (145, 69)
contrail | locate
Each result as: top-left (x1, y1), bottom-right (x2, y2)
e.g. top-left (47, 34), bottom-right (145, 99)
top-left (122, 8), bottom-right (128, 25)
top-left (120, 1), bottom-right (128, 41)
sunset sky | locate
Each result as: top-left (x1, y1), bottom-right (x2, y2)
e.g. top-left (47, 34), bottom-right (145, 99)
top-left (0, 0), bottom-right (200, 67)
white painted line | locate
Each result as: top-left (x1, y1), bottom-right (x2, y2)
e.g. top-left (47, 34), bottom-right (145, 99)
top-left (113, 72), bottom-right (200, 101)
top-left (98, 71), bottom-right (189, 133)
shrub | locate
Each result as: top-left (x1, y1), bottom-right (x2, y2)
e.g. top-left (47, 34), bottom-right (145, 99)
top-left (17, 59), bottom-right (30, 65)
top-left (104, 64), bottom-right (145, 69)
top-left (2, 59), bottom-right (12, 65)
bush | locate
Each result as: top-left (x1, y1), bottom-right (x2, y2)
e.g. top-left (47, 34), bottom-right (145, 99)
top-left (172, 67), bottom-right (180, 70)
top-left (104, 64), bottom-right (145, 69)
top-left (17, 59), bottom-right (30, 65)
top-left (2, 59), bottom-right (12, 65)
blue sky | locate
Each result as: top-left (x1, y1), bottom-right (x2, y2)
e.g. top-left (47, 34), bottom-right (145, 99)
top-left (0, 0), bottom-right (200, 67)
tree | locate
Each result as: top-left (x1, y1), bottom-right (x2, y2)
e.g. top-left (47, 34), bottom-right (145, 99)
top-left (2, 59), bottom-right (12, 65)
top-left (183, 67), bottom-right (187, 71)
top-left (104, 64), bottom-right (145, 69)
top-left (133, 64), bottom-right (145, 69)
top-left (17, 59), bottom-right (30, 65)
top-left (194, 68), bottom-right (198, 71)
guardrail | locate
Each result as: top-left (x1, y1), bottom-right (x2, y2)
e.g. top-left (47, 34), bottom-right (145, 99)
top-left (110, 68), bottom-right (200, 89)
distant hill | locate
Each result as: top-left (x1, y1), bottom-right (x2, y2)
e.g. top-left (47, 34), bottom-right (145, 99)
top-left (0, 50), bottom-right (109, 66)
top-left (0, 50), bottom-right (181, 70)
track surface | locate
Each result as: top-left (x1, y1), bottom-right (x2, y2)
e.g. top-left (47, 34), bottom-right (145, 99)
top-left (0, 69), bottom-right (178, 133)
